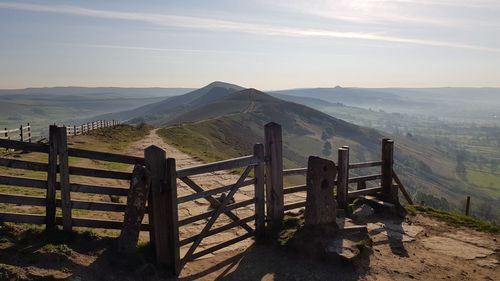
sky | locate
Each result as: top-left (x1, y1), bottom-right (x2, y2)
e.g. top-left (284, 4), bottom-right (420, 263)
top-left (0, 0), bottom-right (499, 89)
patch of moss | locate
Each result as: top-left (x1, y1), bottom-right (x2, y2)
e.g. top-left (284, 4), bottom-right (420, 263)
top-left (276, 212), bottom-right (305, 246)
top-left (40, 244), bottom-right (72, 256)
top-left (406, 204), bottom-right (500, 233)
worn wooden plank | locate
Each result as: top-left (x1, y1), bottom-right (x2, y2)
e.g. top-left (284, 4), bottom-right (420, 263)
top-left (166, 158), bottom-right (181, 275)
top-left (283, 168), bottom-right (307, 176)
top-left (0, 193), bottom-right (46, 206)
top-left (178, 198), bottom-right (255, 226)
top-left (177, 179), bottom-right (255, 204)
top-left (179, 215), bottom-right (256, 247)
top-left (0, 175), bottom-right (47, 189)
top-left (264, 122), bottom-right (284, 228)
top-left (176, 155), bottom-right (259, 178)
top-left (337, 148), bottom-right (349, 210)
top-left (283, 184), bottom-right (307, 194)
top-left (145, 146), bottom-right (169, 266)
top-left (348, 174), bottom-right (382, 184)
top-left (349, 161), bottom-right (383, 169)
top-left (0, 212), bottom-right (45, 224)
top-left (69, 166), bottom-right (132, 180)
top-left (347, 187), bottom-right (383, 198)
top-left (283, 201), bottom-right (306, 211)
top-left (57, 199), bottom-right (126, 212)
top-left (0, 139), bottom-right (49, 153)
top-left (67, 217), bottom-right (149, 230)
top-left (253, 143), bottom-right (265, 239)
top-left (68, 183), bottom-right (129, 196)
top-left (45, 125), bottom-right (59, 229)
top-left (465, 196), bottom-right (471, 216)
top-left (57, 127), bottom-right (72, 232)
top-left (0, 157), bottom-right (48, 171)
top-left (68, 148), bottom-right (145, 165)
top-left (381, 139), bottom-right (396, 202)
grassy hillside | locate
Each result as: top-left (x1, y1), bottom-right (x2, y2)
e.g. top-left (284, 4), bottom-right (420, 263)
top-left (155, 88), bottom-right (498, 220)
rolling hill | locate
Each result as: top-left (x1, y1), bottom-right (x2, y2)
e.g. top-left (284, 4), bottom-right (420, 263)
top-left (96, 81), bottom-right (245, 124)
top-left (145, 85), bottom-right (497, 219)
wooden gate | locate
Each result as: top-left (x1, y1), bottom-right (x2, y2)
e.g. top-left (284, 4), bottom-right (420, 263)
top-left (146, 143), bottom-right (266, 275)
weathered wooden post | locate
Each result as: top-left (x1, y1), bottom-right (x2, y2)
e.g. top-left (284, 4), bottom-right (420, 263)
top-left (4, 128), bottom-right (7, 140)
top-left (253, 143), bottom-right (265, 239)
top-left (19, 124), bottom-right (23, 142)
top-left (145, 145), bottom-right (180, 275)
top-left (381, 138), bottom-right (397, 202)
top-left (73, 125), bottom-right (77, 136)
top-left (119, 165), bottom-right (150, 253)
top-left (465, 196), bottom-right (471, 216)
top-left (305, 156), bottom-right (337, 225)
top-left (264, 122), bottom-right (284, 228)
top-left (27, 123), bottom-right (31, 142)
top-left (337, 148), bottom-right (349, 210)
top-left (46, 125), bottom-right (58, 229)
top-left (57, 126), bottom-right (72, 232)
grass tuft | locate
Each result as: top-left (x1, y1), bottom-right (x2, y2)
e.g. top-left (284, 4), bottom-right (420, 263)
top-left (406, 204), bottom-right (500, 233)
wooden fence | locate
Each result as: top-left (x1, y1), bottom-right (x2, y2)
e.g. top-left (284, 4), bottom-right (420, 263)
top-left (0, 125), bottom-right (145, 231)
top-left (0, 123), bottom-right (32, 142)
top-left (0, 122), bottom-right (412, 276)
top-left (66, 120), bottom-right (120, 136)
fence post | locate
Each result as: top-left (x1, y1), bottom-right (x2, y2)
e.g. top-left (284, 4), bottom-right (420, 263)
top-left (253, 143), bottom-right (265, 239)
top-left (27, 123), bottom-right (31, 142)
top-left (465, 196), bottom-right (471, 216)
top-left (264, 122), bottom-right (284, 228)
top-left (57, 126), bottom-right (72, 232)
top-left (381, 138), bottom-right (397, 202)
top-left (19, 125), bottom-right (23, 142)
top-left (46, 125), bottom-right (58, 229)
top-left (4, 128), bottom-right (7, 140)
top-left (337, 148), bottom-right (349, 211)
top-left (145, 145), bottom-right (179, 273)
top-left (73, 125), bottom-right (77, 136)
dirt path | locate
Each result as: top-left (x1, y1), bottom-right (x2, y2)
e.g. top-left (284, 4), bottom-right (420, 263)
top-left (126, 129), bottom-right (259, 257)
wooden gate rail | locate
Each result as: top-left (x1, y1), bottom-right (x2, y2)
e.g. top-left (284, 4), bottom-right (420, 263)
top-left (180, 165), bottom-right (254, 265)
top-left (148, 143), bottom-right (266, 275)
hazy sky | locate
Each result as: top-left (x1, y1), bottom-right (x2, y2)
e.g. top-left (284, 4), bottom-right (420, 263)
top-left (1, 0), bottom-right (499, 89)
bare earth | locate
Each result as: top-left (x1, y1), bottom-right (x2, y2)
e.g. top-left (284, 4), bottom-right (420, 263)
top-left (0, 129), bottom-right (498, 280)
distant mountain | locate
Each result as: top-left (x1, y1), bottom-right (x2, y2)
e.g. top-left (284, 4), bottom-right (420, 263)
top-left (97, 81), bottom-right (245, 123)
top-left (271, 86), bottom-right (500, 123)
top-left (0, 87), bottom-right (192, 98)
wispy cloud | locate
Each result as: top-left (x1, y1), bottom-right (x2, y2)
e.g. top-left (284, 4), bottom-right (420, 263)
top-left (70, 43), bottom-right (264, 55)
top-left (1, 2), bottom-right (498, 53)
